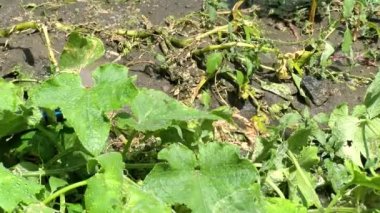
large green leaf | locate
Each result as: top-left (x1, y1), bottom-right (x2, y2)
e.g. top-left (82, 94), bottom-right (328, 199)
top-left (122, 178), bottom-right (171, 213)
top-left (330, 104), bottom-right (380, 167)
top-left (0, 165), bottom-right (43, 212)
top-left (59, 32), bottom-right (105, 72)
top-left (143, 142), bottom-right (259, 213)
top-left (32, 63), bottom-right (138, 155)
top-left (85, 152), bottom-right (124, 212)
top-left (116, 88), bottom-right (220, 132)
top-left (364, 70), bottom-right (380, 119)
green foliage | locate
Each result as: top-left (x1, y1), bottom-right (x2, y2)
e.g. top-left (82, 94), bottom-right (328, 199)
top-left (122, 178), bottom-right (171, 213)
top-left (0, 165), bottom-right (42, 212)
top-left (1, 21), bottom-right (380, 212)
top-left (0, 79), bottom-right (40, 137)
top-left (32, 64), bottom-right (138, 156)
top-left (143, 143), bottom-right (259, 212)
top-left (85, 152), bottom-right (124, 212)
top-left (116, 88), bottom-right (219, 132)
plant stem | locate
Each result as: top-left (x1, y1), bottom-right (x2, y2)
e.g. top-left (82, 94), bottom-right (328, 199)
top-left (43, 180), bottom-right (88, 205)
top-left (59, 194), bottom-right (65, 213)
top-left (114, 29), bottom-right (154, 38)
top-left (0, 21), bottom-right (39, 37)
top-left (10, 79), bottom-right (40, 83)
top-left (193, 41), bottom-right (276, 55)
top-left (190, 75), bottom-right (208, 103)
top-left (20, 163), bottom-right (86, 177)
top-left (193, 25), bottom-right (230, 41)
top-left (308, 207), bottom-right (358, 213)
top-left (309, 0), bottom-right (318, 28)
top-left (326, 190), bottom-right (344, 212)
top-left (265, 178), bottom-right (285, 199)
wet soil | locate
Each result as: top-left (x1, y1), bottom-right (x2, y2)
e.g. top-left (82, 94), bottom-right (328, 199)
top-left (0, 0), bottom-right (378, 119)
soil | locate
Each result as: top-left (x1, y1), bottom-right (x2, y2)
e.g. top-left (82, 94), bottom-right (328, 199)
top-left (0, 0), bottom-right (378, 119)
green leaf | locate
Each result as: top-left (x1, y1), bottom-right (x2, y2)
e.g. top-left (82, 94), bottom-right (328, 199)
top-left (278, 112), bottom-right (303, 129)
top-left (59, 32), bottom-right (105, 72)
top-left (331, 114), bottom-right (363, 167)
top-left (342, 27), bottom-right (353, 55)
top-left (364, 70), bottom-right (380, 118)
top-left (24, 204), bottom-right (56, 213)
top-left (325, 160), bottom-right (351, 192)
top-left (212, 185), bottom-right (265, 213)
top-left (287, 128), bottom-right (312, 154)
top-left (347, 161), bottom-right (380, 191)
top-left (343, 0), bottom-right (355, 19)
top-left (235, 70), bottom-right (245, 87)
top-left (288, 151), bottom-right (322, 209)
top-left (329, 102), bottom-right (380, 167)
top-left (0, 79), bottom-right (23, 111)
top-left (329, 104), bottom-right (349, 128)
top-left (48, 177), bottom-right (68, 193)
top-left (0, 107), bottom-right (36, 138)
top-left (143, 143), bottom-right (259, 213)
top-left (260, 80), bottom-right (293, 100)
top-left (201, 90), bottom-right (212, 109)
top-left (0, 80), bottom-right (40, 138)
top-left (265, 197), bottom-right (307, 213)
top-left (320, 41), bottom-right (335, 67)
top-left (291, 73), bottom-right (307, 99)
top-left (0, 164), bottom-right (43, 212)
top-left (298, 146), bottom-right (319, 170)
top-left (123, 178), bottom-right (171, 213)
top-left (206, 52), bottom-right (223, 77)
top-left (32, 63), bottom-right (138, 155)
top-left (116, 88), bottom-right (219, 132)
top-left (85, 152), bottom-right (124, 213)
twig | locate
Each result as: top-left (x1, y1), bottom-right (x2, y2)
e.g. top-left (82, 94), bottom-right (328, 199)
top-left (0, 21), bottom-right (39, 37)
top-left (40, 24), bottom-right (58, 72)
top-left (193, 41), bottom-right (276, 55)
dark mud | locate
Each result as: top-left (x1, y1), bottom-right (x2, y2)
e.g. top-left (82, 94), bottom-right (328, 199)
top-left (0, 0), bottom-right (378, 119)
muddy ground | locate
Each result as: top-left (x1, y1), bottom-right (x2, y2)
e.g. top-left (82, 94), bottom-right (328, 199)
top-left (0, 0), bottom-right (378, 120)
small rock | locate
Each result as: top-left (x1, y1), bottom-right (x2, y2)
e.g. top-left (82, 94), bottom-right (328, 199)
top-left (301, 76), bottom-right (330, 106)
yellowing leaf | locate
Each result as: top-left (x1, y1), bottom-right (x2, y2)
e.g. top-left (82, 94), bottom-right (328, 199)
top-left (59, 32), bottom-right (105, 72)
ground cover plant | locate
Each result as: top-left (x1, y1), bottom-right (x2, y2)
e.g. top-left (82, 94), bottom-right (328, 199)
top-left (0, 0), bottom-right (380, 212)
